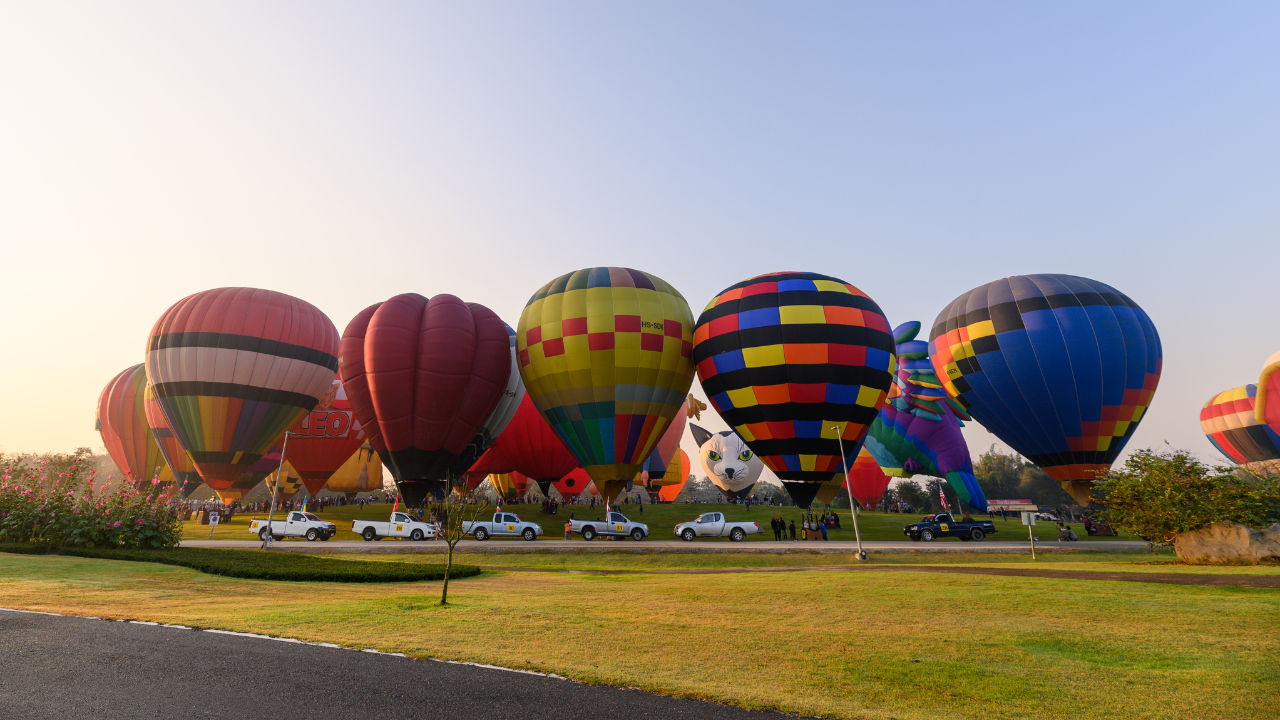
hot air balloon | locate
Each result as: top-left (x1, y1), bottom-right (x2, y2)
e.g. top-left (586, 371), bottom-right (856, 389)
top-left (325, 443), bottom-right (384, 497)
top-left (844, 447), bottom-right (892, 510)
top-left (930, 274), bottom-right (1162, 505)
top-left (491, 393), bottom-right (581, 497)
top-left (213, 446), bottom-right (281, 502)
top-left (264, 461), bottom-right (305, 502)
top-left (1200, 351), bottom-right (1280, 467)
top-left (463, 446), bottom-right (516, 490)
top-left (143, 384), bottom-right (202, 497)
top-left (517, 267), bottom-right (696, 502)
top-left (144, 288), bottom-right (340, 492)
top-left (657, 449), bottom-right (691, 502)
top-left (283, 379), bottom-right (368, 496)
top-left (639, 410), bottom-right (687, 490)
top-left (690, 423), bottom-right (764, 498)
top-left (555, 468), bottom-right (594, 499)
top-left (864, 321), bottom-right (987, 510)
top-left (448, 323), bottom-right (525, 477)
top-left (96, 365), bottom-right (173, 491)
top-left (692, 272), bottom-right (896, 508)
top-left (340, 295), bottom-right (512, 506)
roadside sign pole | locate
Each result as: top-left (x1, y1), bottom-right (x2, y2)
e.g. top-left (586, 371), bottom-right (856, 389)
top-left (832, 426), bottom-right (866, 561)
top-left (261, 431), bottom-right (292, 551)
top-left (1022, 511), bottom-right (1036, 560)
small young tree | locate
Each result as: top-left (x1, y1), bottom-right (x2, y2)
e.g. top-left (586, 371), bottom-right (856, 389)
top-left (429, 479), bottom-right (488, 606)
top-left (1093, 448), bottom-right (1280, 547)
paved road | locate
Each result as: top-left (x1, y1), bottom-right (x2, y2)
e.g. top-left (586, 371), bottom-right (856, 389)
top-left (182, 538), bottom-right (1150, 553)
top-left (0, 609), bottom-right (781, 720)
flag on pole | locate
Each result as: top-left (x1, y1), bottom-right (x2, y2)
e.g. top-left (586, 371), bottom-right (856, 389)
top-left (939, 486), bottom-right (950, 512)
top-left (390, 494), bottom-right (398, 521)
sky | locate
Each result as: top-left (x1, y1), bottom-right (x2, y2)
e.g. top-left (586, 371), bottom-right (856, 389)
top-left (2, 2), bottom-right (1278, 484)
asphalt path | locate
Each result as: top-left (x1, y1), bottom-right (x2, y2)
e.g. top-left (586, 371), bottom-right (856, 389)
top-left (0, 609), bottom-right (783, 720)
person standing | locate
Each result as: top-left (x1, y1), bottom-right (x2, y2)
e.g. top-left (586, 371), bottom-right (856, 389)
top-left (564, 520), bottom-right (572, 540)
top-left (788, 520), bottom-right (796, 540)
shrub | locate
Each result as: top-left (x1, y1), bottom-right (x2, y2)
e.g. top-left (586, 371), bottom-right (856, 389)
top-left (1093, 448), bottom-right (1280, 546)
top-left (0, 544), bottom-right (479, 582)
top-left (0, 456), bottom-right (182, 549)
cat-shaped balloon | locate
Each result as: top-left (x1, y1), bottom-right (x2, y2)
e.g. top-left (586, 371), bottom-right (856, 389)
top-left (690, 424), bottom-right (764, 498)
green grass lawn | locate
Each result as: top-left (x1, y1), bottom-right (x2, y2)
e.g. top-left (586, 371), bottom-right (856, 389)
top-left (187, 501), bottom-right (1136, 543)
top-left (0, 550), bottom-right (1273, 719)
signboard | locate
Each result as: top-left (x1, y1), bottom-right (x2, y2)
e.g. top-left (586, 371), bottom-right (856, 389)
top-left (1021, 511), bottom-right (1037, 526)
top-left (209, 512), bottom-right (220, 526)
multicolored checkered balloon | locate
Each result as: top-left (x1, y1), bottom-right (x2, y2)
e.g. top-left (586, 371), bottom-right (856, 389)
top-left (692, 271), bottom-right (896, 509)
top-left (517, 267), bottom-right (696, 501)
top-left (930, 274), bottom-right (1162, 505)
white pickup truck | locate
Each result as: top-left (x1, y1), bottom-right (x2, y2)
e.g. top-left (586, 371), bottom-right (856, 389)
top-left (462, 512), bottom-right (543, 541)
top-left (570, 512), bottom-right (649, 542)
top-left (674, 512), bottom-right (762, 542)
top-left (351, 513), bottom-right (439, 541)
top-left (249, 512), bottom-right (337, 542)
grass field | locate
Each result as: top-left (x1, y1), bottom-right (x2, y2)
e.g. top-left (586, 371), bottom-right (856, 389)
top-left (1, 549), bottom-right (1274, 719)
top-left (187, 501), bottom-right (1138, 543)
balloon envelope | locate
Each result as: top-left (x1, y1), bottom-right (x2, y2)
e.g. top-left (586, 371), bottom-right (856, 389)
top-left (143, 383), bottom-right (201, 497)
top-left (930, 274), bottom-right (1161, 505)
top-left (340, 294), bottom-right (512, 505)
top-left (285, 378), bottom-right (368, 495)
top-left (1201, 385), bottom-right (1280, 464)
top-left (517, 267), bottom-right (696, 502)
top-left (641, 410), bottom-right (687, 487)
top-left (657, 450), bottom-right (691, 502)
top-left (448, 323), bottom-right (525, 477)
top-left (325, 443), bottom-right (384, 495)
top-left (692, 272), bottom-right (896, 508)
top-left (144, 288), bottom-right (340, 490)
top-left (491, 393), bottom-right (581, 496)
top-left (96, 365), bottom-right (173, 490)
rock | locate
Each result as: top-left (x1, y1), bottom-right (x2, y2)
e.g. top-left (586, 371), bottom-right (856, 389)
top-left (1243, 459), bottom-right (1280, 479)
top-left (1174, 523), bottom-right (1280, 565)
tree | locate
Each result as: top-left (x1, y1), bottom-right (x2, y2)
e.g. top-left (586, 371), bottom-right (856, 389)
top-left (428, 479), bottom-right (488, 606)
top-left (893, 480), bottom-right (926, 511)
top-left (1093, 448), bottom-right (1280, 547)
top-left (971, 446), bottom-right (1075, 506)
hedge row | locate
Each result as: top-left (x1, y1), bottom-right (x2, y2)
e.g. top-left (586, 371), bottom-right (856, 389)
top-left (0, 544), bottom-right (480, 583)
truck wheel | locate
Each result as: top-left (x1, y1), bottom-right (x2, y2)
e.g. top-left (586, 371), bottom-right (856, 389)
top-left (306, 529), bottom-right (319, 541)
top-left (411, 529), bottom-right (424, 541)
top-left (362, 527), bottom-right (377, 542)
top-left (582, 526), bottom-right (596, 541)
top-left (970, 528), bottom-right (985, 542)
top-left (730, 528), bottom-right (745, 542)
top-left (681, 528), bottom-right (695, 542)
top-left (474, 528), bottom-right (489, 541)
top-left (631, 528), bottom-right (644, 542)
top-left (523, 528), bottom-right (537, 541)
top-left (259, 527), bottom-right (270, 541)
top-left (921, 529), bottom-right (934, 542)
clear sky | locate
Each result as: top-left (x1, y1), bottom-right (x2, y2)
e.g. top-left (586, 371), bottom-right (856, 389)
top-left (2, 2), bottom-right (1277, 482)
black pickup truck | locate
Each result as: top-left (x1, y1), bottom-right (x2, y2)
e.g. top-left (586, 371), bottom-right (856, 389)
top-left (903, 513), bottom-right (998, 542)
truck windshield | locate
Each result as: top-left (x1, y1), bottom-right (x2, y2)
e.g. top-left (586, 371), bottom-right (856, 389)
top-left (303, 513), bottom-right (321, 522)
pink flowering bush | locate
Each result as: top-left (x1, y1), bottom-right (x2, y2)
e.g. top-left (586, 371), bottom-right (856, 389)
top-left (0, 455), bottom-right (181, 549)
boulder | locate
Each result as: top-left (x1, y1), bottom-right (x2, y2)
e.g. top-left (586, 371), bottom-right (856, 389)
top-left (1174, 523), bottom-right (1280, 565)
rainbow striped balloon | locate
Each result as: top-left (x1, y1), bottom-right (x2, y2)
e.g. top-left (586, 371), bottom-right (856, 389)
top-left (516, 267), bottom-right (696, 501)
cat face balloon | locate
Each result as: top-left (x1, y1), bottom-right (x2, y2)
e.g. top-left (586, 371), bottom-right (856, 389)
top-left (690, 423), bottom-right (764, 497)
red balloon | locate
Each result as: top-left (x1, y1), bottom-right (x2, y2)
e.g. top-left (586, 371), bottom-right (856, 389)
top-left (284, 379), bottom-right (368, 495)
top-left (492, 393), bottom-right (581, 496)
top-left (96, 365), bottom-right (170, 490)
top-left (845, 448), bottom-right (892, 511)
top-left (340, 294), bottom-right (512, 505)
top-left (462, 446), bottom-right (517, 490)
top-left (554, 467), bottom-right (594, 498)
